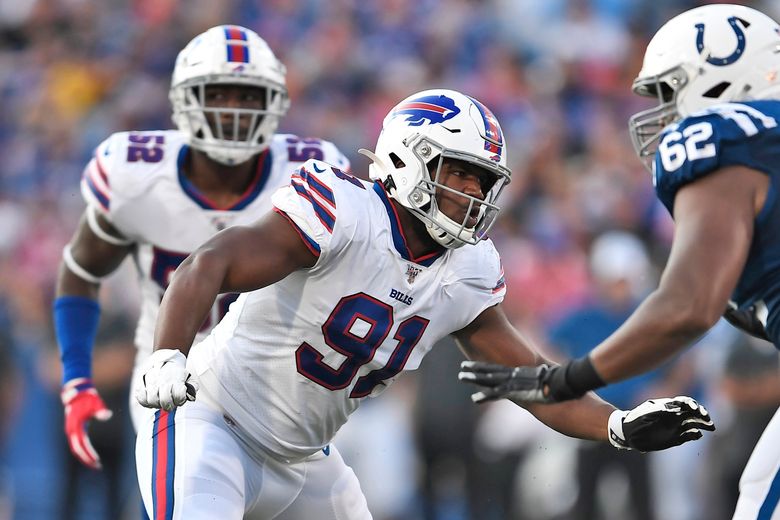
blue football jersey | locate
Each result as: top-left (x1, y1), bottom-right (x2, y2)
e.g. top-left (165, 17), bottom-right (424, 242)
top-left (653, 100), bottom-right (780, 345)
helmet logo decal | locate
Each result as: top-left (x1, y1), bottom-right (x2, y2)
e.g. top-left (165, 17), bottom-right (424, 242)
top-left (468, 96), bottom-right (504, 160)
top-left (695, 16), bottom-right (746, 66)
top-left (391, 95), bottom-right (461, 126)
top-left (224, 27), bottom-right (248, 41)
top-left (227, 45), bottom-right (249, 63)
top-left (225, 26), bottom-right (250, 63)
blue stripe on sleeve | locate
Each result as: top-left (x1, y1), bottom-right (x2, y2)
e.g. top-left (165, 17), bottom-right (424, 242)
top-left (291, 183), bottom-right (335, 232)
top-left (84, 174), bottom-right (110, 210)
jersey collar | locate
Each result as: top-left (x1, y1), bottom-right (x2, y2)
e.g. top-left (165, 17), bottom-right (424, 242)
top-left (372, 182), bottom-right (444, 267)
top-left (177, 145), bottom-right (272, 211)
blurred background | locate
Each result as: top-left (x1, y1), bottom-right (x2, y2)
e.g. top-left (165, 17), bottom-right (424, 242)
top-left (2, 0), bottom-right (780, 518)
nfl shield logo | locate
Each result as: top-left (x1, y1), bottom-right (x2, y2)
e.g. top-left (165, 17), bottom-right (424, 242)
top-left (211, 216), bottom-right (233, 231)
top-left (406, 264), bottom-right (421, 284)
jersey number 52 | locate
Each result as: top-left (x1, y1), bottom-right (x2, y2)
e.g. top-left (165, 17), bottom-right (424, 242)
top-left (151, 246), bottom-right (238, 332)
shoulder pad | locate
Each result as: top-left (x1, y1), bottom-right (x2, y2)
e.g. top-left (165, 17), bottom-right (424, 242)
top-left (81, 130), bottom-right (185, 216)
top-left (450, 238), bottom-right (505, 295)
top-left (653, 102), bottom-right (779, 211)
top-left (271, 134), bottom-right (351, 172)
top-left (271, 159), bottom-right (370, 260)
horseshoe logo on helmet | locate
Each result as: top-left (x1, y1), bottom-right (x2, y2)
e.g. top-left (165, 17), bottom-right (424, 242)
top-left (695, 16), bottom-right (746, 66)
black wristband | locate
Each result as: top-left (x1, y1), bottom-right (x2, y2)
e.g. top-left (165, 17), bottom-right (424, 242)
top-left (564, 356), bottom-right (606, 396)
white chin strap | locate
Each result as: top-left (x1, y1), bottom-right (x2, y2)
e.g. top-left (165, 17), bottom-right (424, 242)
top-left (203, 146), bottom-right (259, 166)
top-left (425, 207), bottom-right (475, 249)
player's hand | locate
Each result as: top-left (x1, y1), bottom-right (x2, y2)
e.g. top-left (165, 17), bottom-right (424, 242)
top-left (459, 358), bottom-right (607, 404)
top-left (723, 301), bottom-right (770, 341)
top-left (608, 396), bottom-right (715, 452)
top-left (135, 349), bottom-right (198, 411)
top-left (61, 378), bottom-right (113, 470)
top-left (458, 361), bottom-right (585, 404)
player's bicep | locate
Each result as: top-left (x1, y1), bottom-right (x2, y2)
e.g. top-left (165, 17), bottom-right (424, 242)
top-left (216, 210), bottom-right (317, 293)
top-left (665, 165), bottom-right (764, 322)
top-left (71, 212), bottom-right (133, 272)
top-left (454, 304), bottom-right (545, 367)
top-left (57, 211), bottom-right (133, 295)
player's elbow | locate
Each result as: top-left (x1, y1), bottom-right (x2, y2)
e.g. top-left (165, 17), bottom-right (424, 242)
top-left (667, 293), bottom-right (723, 337)
top-left (171, 245), bottom-right (230, 288)
top-left (680, 306), bottom-right (721, 336)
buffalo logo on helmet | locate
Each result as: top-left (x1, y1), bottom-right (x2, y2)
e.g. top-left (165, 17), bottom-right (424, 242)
top-left (390, 95), bottom-right (461, 127)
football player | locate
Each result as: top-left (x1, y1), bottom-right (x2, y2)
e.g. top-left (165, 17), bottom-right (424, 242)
top-left (457, 4), bottom-right (780, 518)
top-left (54, 24), bottom-right (349, 470)
top-left (134, 89), bottom-right (713, 519)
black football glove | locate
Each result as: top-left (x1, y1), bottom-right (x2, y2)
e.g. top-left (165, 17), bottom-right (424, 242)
top-left (458, 358), bottom-right (605, 404)
top-left (608, 396), bottom-right (715, 452)
top-left (723, 301), bottom-right (770, 341)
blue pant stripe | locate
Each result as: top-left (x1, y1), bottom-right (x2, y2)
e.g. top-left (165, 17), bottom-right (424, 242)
top-left (758, 464), bottom-right (780, 520)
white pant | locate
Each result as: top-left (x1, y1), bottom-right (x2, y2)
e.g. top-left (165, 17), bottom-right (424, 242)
top-left (130, 352), bottom-right (152, 432)
top-left (135, 396), bottom-right (372, 519)
top-left (734, 406), bottom-right (780, 519)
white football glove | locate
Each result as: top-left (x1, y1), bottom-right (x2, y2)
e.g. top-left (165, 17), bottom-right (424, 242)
top-left (135, 349), bottom-right (198, 411)
top-left (608, 396), bottom-right (715, 452)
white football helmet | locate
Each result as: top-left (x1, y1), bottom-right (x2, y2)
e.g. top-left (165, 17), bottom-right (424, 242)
top-left (361, 89), bottom-right (511, 248)
top-left (170, 25), bottom-right (290, 165)
top-left (629, 4), bottom-right (780, 169)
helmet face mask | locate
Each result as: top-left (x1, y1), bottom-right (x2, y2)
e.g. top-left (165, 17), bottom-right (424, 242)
top-left (170, 25), bottom-right (290, 166)
top-left (629, 64), bottom-right (689, 170)
top-left (628, 4), bottom-right (780, 171)
top-left (406, 136), bottom-right (508, 246)
top-left (363, 89), bottom-right (511, 249)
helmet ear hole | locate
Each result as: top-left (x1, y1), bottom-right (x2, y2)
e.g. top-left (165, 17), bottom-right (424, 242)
top-left (388, 153), bottom-right (405, 168)
top-left (702, 82), bottom-right (731, 98)
top-left (660, 83), bottom-right (675, 102)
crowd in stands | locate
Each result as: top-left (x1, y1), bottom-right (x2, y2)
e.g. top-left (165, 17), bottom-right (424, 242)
top-left (2, 1), bottom-right (778, 518)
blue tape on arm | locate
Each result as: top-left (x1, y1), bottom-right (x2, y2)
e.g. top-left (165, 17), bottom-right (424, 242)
top-left (53, 296), bottom-right (100, 383)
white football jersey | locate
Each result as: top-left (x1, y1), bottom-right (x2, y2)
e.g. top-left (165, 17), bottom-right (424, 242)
top-left (189, 159), bottom-right (507, 462)
top-left (81, 130), bottom-right (350, 355)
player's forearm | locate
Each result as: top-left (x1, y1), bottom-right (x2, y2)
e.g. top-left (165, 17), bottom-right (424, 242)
top-left (590, 287), bottom-right (715, 383)
top-left (56, 264), bottom-right (100, 299)
top-left (526, 393), bottom-right (614, 441)
top-left (154, 248), bottom-right (228, 356)
top-left (54, 261), bottom-right (102, 384)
